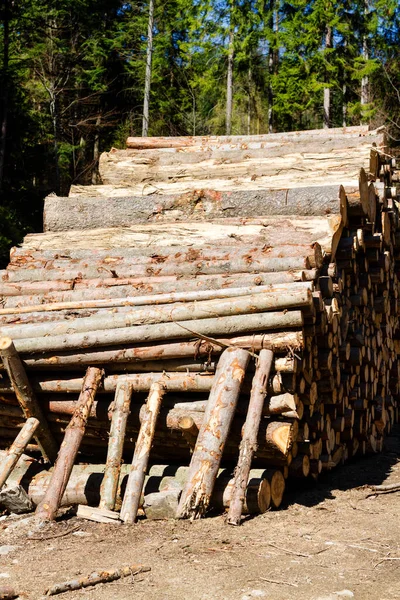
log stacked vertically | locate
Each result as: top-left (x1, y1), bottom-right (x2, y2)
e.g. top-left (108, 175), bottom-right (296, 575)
top-left (0, 125), bottom-right (398, 520)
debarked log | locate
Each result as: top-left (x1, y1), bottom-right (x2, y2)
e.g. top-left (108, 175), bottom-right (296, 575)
top-left (7, 311), bottom-right (304, 354)
top-left (0, 290), bottom-right (312, 341)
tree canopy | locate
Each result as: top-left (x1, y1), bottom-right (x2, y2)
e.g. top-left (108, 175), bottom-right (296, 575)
top-left (0, 0), bottom-right (399, 264)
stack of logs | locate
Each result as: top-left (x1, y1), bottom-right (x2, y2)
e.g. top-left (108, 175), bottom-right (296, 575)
top-left (0, 126), bottom-right (398, 524)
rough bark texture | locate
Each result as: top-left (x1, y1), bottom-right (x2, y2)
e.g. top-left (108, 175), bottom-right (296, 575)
top-left (44, 186), bottom-right (349, 232)
top-left (177, 348), bottom-right (250, 519)
top-left (227, 349), bottom-right (274, 525)
top-left (120, 382), bottom-right (166, 523)
top-left (99, 382), bottom-right (132, 510)
top-left (0, 337), bottom-right (57, 462)
top-left (0, 417), bottom-right (39, 489)
top-left (34, 367), bottom-right (103, 522)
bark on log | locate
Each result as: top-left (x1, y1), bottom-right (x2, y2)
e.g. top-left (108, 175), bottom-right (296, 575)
top-left (44, 564), bottom-right (151, 596)
top-left (0, 372), bottom-right (214, 394)
top-left (14, 332), bottom-right (304, 371)
top-left (227, 349), bottom-right (274, 525)
top-left (120, 382), bottom-right (166, 523)
top-left (0, 417), bottom-right (39, 489)
top-left (0, 337), bottom-right (58, 462)
top-left (0, 282), bottom-right (313, 316)
top-left (1, 271), bottom-right (316, 308)
top-left (5, 247), bottom-right (322, 282)
top-left (34, 367), bottom-right (103, 522)
top-left (44, 186), bottom-right (348, 232)
top-left (1, 290), bottom-right (312, 341)
top-left (99, 382), bottom-right (133, 510)
top-left (9, 311), bottom-right (304, 354)
top-left (177, 348), bottom-right (250, 519)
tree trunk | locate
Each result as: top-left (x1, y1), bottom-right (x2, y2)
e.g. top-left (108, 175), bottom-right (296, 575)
top-left (226, 28), bottom-right (234, 135)
top-left (0, 0), bottom-right (9, 192)
top-left (142, 0), bottom-right (155, 137)
top-left (323, 25), bottom-right (332, 129)
top-left (91, 116), bottom-right (101, 185)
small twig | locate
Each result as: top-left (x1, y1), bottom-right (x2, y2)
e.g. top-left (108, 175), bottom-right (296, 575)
top-left (29, 525), bottom-right (80, 541)
top-left (374, 557), bottom-right (400, 569)
top-left (259, 577), bottom-right (298, 588)
top-left (365, 483), bottom-right (400, 498)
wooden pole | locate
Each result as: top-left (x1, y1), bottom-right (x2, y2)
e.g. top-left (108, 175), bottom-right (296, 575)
top-left (0, 417), bottom-right (39, 489)
top-left (176, 347), bottom-right (250, 519)
top-left (99, 382), bottom-right (133, 510)
top-left (227, 349), bottom-right (274, 525)
top-left (0, 337), bottom-right (57, 462)
top-left (34, 367), bottom-right (103, 523)
top-left (120, 382), bottom-right (166, 523)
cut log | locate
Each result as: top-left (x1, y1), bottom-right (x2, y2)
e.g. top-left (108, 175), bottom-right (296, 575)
top-left (120, 382), bottom-right (166, 523)
top-left (0, 417), bottom-right (39, 489)
top-left (0, 337), bottom-right (58, 462)
top-left (34, 367), bottom-right (103, 523)
top-left (227, 349), bottom-right (274, 525)
top-left (177, 348), bottom-right (250, 519)
top-left (44, 186), bottom-right (349, 232)
top-left (9, 311), bottom-right (304, 354)
top-left (1, 290), bottom-right (312, 341)
top-left (99, 382), bottom-right (133, 510)
top-left (15, 332), bottom-right (304, 371)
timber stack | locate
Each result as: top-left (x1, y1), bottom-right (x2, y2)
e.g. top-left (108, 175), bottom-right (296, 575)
top-left (0, 125), bottom-right (399, 524)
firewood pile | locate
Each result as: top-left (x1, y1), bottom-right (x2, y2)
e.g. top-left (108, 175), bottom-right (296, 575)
top-left (0, 125), bottom-right (398, 525)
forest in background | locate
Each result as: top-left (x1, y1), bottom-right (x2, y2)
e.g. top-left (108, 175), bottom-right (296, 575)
top-left (0, 0), bottom-right (400, 266)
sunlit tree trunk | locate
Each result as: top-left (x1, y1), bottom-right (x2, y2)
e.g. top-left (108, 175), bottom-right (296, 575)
top-left (142, 0), bottom-right (154, 137)
top-left (0, 0), bottom-right (10, 193)
top-left (323, 25), bottom-right (332, 129)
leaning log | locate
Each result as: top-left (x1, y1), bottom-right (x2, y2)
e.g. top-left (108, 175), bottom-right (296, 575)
top-left (0, 417), bottom-right (39, 489)
top-left (0, 337), bottom-right (58, 462)
top-left (227, 349), bottom-right (274, 525)
top-left (99, 382), bottom-right (133, 510)
top-left (34, 367), bottom-right (103, 523)
top-left (120, 382), bottom-right (166, 523)
top-left (177, 347), bottom-right (250, 519)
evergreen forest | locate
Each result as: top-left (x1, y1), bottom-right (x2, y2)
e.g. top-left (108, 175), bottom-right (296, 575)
top-left (0, 0), bottom-right (399, 265)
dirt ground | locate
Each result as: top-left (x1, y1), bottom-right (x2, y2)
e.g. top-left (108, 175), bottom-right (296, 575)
top-left (1, 428), bottom-right (399, 600)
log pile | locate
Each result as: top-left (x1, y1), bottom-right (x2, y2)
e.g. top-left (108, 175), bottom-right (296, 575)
top-left (0, 125), bottom-right (398, 523)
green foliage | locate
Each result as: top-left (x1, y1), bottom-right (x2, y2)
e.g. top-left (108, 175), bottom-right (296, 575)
top-left (0, 0), bottom-right (400, 266)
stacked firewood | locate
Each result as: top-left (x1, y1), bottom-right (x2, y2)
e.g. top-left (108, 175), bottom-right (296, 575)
top-left (0, 126), bottom-right (398, 524)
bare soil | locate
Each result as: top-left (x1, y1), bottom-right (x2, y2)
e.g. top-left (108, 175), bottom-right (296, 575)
top-left (1, 429), bottom-right (399, 600)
